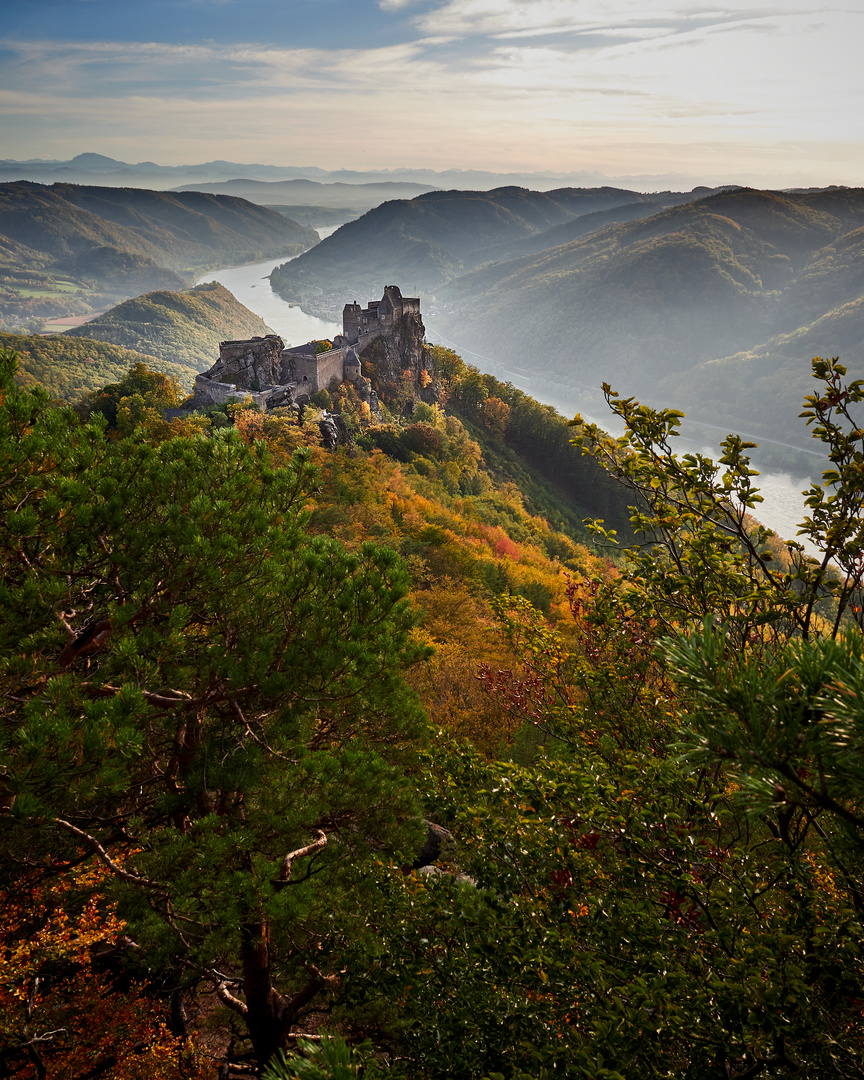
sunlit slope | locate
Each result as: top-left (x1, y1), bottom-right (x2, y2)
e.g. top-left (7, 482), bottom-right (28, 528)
top-left (3, 331), bottom-right (187, 401)
top-left (63, 282), bottom-right (273, 378)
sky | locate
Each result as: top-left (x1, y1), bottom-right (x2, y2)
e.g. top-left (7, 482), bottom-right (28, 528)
top-left (1, 0), bottom-right (863, 187)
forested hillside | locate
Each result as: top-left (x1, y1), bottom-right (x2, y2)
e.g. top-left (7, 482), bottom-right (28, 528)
top-left (63, 281), bottom-right (274, 381)
top-left (268, 185), bottom-right (717, 311)
top-left (0, 182), bottom-right (318, 327)
top-left (2, 342), bottom-right (862, 1079)
top-left (434, 186), bottom-right (864, 449)
top-left (1, 330), bottom-right (187, 400)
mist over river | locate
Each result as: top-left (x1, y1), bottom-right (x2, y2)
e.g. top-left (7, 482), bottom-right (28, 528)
top-left (199, 253), bottom-right (819, 553)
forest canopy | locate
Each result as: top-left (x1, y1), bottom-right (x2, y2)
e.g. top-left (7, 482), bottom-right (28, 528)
top-left (1, 346), bottom-right (863, 1079)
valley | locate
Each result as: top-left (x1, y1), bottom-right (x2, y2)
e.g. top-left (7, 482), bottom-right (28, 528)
top-left (0, 181), bottom-right (319, 330)
top-left (205, 254), bottom-right (819, 550)
top-left (270, 184), bottom-right (864, 455)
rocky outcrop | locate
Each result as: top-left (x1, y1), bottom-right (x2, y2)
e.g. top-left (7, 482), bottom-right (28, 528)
top-left (205, 335), bottom-right (284, 390)
top-left (412, 821), bottom-right (455, 870)
top-left (373, 309), bottom-right (427, 384)
top-left (317, 411), bottom-right (355, 451)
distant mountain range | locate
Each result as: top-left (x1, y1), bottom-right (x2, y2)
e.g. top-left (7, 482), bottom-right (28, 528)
top-left (0, 152), bottom-right (737, 194)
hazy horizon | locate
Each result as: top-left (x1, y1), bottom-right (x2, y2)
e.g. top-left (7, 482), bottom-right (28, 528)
top-left (1, 0), bottom-right (862, 190)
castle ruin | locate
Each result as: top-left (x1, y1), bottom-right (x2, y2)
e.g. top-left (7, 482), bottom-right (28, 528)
top-left (193, 285), bottom-right (424, 412)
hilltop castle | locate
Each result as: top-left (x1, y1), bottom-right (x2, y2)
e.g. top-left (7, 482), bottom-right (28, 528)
top-left (194, 285), bottom-right (424, 411)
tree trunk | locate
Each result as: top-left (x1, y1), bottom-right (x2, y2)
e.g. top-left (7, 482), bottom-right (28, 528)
top-left (240, 920), bottom-right (324, 1073)
top-left (241, 921), bottom-right (288, 1072)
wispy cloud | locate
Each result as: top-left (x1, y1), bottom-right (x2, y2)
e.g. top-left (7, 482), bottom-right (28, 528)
top-left (378, 0), bottom-right (424, 10)
top-left (0, 0), bottom-right (862, 185)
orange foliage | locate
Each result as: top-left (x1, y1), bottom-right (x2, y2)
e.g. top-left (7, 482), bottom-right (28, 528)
top-left (236, 408), bottom-right (606, 752)
top-left (0, 866), bottom-right (204, 1080)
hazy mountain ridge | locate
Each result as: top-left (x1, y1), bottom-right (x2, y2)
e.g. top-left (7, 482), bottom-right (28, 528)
top-left (63, 281), bottom-right (274, 381)
top-left (431, 187), bottom-right (864, 448)
top-left (662, 293), bottom-right (864, 442)
top-left (0, 152), bottom-right (726, 193)
top-left (169, 177), bottom-right (440, 212)
top-left (268, 185), bottom-right (722, 308)
top-left (0, 182), bottom-right (318, 274)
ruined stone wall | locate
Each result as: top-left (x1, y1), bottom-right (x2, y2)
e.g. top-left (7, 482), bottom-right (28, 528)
top-left (282, 350), bottom-right (319, 387)
top-left (314, 347), bottom-right (347, 391)
top-left (281, 347), bottom-right (346, 391)
top-left (194, 373), bottom-right (281, 410)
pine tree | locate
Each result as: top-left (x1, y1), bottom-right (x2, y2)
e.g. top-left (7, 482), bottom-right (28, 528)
top-left (0, 347), bottom-right (427, 1070)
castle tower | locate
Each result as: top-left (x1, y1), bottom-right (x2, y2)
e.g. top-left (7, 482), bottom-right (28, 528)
top-left (342, 301), bottom-right (362, 344)
top-left (344, 346), bottom-right (361, 383)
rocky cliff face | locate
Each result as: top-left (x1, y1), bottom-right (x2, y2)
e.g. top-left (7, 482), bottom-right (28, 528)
top-left (359, 310), bottom-right (427, 389)
top-left (205, 335), bottom-right (284, 390)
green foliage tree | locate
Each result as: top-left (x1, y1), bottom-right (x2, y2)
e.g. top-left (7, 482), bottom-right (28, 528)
top-left (324, 358), bottom-right (864, 1079)
top-left (569, 357), bottom-right (864, 647)
top-left (0, 347), bottom-right (427, 1071)
top-left (81, 360), bottom-right (181, 430)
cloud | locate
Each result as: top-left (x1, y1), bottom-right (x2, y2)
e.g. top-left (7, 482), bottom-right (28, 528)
top-left (406, 0), bottom-right (856, 41)
top-left (0, 2), bottom-right (862, 185)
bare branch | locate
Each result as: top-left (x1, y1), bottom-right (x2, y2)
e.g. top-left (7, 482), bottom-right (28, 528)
top-left (231, 700), bottom-right (296, 762)
top-left (78, 683), bottom-right (194, 709)
top-left (57, 618), bottom-right (112, 668)
top-left (211, 977), bottom-right (248, 1017)
top-left (54, 819), bottom-right (167, 894)
top-left (272, 830), bottom-right (328, 891)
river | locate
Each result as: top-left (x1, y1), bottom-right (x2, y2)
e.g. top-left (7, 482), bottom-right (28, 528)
top-left (198, 252), bottom-right (820, 551)
top-left (195, 232), bottom-right (342, 347)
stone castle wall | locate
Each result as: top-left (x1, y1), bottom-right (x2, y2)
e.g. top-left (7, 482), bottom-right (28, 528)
top-left (193, 373), bottom-right (280, 410)
top-left (195, 286), bottom-right (423, 411)
top-left (314, 348), bottom-right (348, 391)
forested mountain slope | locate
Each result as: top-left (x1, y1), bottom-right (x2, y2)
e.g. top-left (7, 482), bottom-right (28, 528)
top-left (2, 331), bottom-right (186, 400)
top-left (3, 340), bottom-right (863, 1078)
top-left (0, 181), bottom-right (318, 328)
top-left (63, 281), bottom-right (273, 380)
top-left (434, 186), bottom-right (864, 448)
top-left (269, 185), bottom-right (719, 308)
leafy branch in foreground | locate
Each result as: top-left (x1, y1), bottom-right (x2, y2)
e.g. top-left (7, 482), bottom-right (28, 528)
top-left (569, 357), bottom-right (864, 646)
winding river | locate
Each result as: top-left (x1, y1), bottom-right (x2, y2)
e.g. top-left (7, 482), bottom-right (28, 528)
top-left (198, 251), bottom-right (819, 550)
top-left (196, 243), bottom-right (341, 347)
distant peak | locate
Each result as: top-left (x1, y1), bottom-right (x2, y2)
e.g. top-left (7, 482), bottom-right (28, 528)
top-left (69, 153), bottom-right (125, 168)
